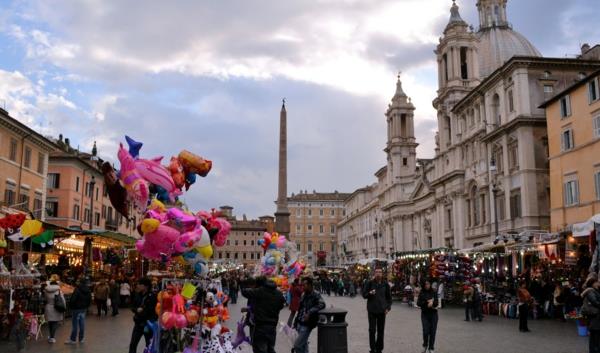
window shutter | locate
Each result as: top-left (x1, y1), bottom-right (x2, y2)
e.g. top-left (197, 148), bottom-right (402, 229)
top-left (561, 132), bottom-right (565, 151)
top-left (563, 183), bottom-right (568, 205)
top-left (596, 173), bottom-right (600, 200)
top-left (574, 181), bottom-right (579, 204)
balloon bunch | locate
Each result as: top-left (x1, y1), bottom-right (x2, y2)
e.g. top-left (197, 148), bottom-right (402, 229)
top-left (0, 216), bottom-right (55, 248)
top-left (104, 136), bottom-right (213, 217)
top-left (257, 232), bottom-right (305, 281)
top-left (156, 285), bottom-right (201, 330)
top-left (135, 200), bottom-right (231, 276)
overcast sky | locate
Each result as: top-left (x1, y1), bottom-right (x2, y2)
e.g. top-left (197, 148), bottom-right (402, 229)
top-left (0, 0), bottom-right (598, 218)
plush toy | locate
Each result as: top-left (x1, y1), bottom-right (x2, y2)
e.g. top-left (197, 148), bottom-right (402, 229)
top-left (136, 224), bottom-right (180, 260)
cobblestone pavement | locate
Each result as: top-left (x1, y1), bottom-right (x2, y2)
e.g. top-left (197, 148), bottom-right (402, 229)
top-left (1, 295), bottom-right (589, 353)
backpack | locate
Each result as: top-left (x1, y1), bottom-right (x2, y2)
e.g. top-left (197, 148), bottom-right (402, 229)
top-left (581, 295), bottom-right (599, 318)
top-left (54, 292), bottom-right (66, 313)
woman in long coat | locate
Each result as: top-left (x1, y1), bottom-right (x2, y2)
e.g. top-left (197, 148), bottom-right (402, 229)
top-left (44, 274), bottom-right (65, 343)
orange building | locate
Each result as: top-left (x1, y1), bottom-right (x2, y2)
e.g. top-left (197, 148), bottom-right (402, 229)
top-left (46, 136), bottom-right (136, 236)
top-left (288, 191), bottom-right (350, 267)
top-left (542, 68), bottom-right (600, 232)
top-left (0, 108), bottom-right (55, 218)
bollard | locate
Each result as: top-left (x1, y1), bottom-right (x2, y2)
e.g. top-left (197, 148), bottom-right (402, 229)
top-left (317, 307), bottom-right (348, 353)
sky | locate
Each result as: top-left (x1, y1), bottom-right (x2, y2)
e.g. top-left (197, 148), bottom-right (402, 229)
top-left (0, 0), bottom-right (599, 218)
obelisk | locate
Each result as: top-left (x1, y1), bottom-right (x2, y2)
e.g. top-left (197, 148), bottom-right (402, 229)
top-left (275, 99), bottom-right (291, 238)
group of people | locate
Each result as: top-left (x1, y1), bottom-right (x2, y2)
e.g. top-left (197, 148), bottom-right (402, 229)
top-left (316, 276), bottom-right (359, 297)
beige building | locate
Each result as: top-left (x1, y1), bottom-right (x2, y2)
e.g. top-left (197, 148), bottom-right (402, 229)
top-left (338, 0), bottom-right (600, 263)
top-left (288, 191), bottom-right (349, 267)
top-left (541, 66), bottom-right (600, 232)
top-left (0, 108), bottom-right (55, 219)
top-left (213, 206), bottom-right (274, 267)
top-left (46, 136), bottom-right (136, 236)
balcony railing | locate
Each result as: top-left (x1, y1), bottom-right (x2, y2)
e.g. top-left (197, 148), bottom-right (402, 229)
top-left (105, 219), bottom-right (119, 231)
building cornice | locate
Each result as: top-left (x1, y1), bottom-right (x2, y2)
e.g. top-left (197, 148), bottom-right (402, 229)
top-left (481, 115), bottom-right (547, 142)
top-left (0, 112), bottom-right (56, 152)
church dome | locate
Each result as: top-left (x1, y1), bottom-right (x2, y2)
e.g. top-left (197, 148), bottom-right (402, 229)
top-left (475, 0), bottom-right (541, 77)
top-left (477, 27), bottom-right (541, 77)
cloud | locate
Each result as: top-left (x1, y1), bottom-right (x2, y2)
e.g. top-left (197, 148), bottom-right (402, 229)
top-left (0, 0), bottom-right (599, 218)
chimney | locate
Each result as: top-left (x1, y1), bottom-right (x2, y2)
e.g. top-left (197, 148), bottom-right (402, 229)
top-left (59, 134), bottom-right (63, 142)
top-left (65, 138), bottom-right (70, 149)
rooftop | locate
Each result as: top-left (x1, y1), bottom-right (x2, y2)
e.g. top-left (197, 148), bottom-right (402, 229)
top-left (288, 190), bottom-right (351, 202)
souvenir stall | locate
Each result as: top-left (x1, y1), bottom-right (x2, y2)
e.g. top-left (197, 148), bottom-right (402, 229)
top-left (392, 248), bottom-right (467, 304)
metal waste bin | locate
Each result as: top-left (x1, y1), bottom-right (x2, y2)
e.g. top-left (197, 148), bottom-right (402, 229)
top-left (317, 307), bottom-right (348, 353)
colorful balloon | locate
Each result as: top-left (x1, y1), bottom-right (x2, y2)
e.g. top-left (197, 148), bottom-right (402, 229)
top-left (125, 135), bottom-right (143, 159)
top-left (101, 162), bottom-right (130, 218)
top-left (178, 150), bottom-right (213, 177)
top-left (168, 157), bottom-right (185, 189)
top-left (135, 157), bottom-right (182, 202)
top-left (118, 143), bottom-right (149, 212)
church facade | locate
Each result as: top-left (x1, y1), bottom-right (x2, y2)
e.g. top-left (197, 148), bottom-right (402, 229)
top-left (338, 0), bottom-right (600, 264)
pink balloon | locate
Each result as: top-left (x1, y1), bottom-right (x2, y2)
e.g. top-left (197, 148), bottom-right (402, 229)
top-left (167, 208), bottom-right (197, 231)
top-left (135, 158), bottom-right (182, 202)
top-left (137, 225), bottom-right (180, 260)
top-left (175, 314), bottom-right (188, 329)
top-left (118, 143), bottom-right (149, 212)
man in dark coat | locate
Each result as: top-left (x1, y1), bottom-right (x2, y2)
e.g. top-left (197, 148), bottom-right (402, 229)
top-left (241, 277), bottom-right (286, 353)
top-left (65, 277), bottom-right (92, 344)
top-left (362, 268), bottom-right (392, 353)
top-left (128, 278), bottom-right (158, 353)
top-left (293, 277), bottom-right (326, 353)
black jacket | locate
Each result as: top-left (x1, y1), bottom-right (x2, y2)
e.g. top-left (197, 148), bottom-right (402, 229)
top-left (582, 287), bottom-right (600, 330)
top-left (295, 290), bottom-right (326, 329)
top-left (417, 288), bottom-right (439, 315)
top-left (69, 282), bottom-right (92, 310)
top-left (362, 280), bottom-right (392, 314)
top-left (132, 290), bottom-right (158, 325)
top-left (241, 280), bottom-right (286, 326)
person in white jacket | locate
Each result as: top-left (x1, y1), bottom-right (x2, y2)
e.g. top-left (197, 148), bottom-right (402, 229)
top-left (44, 274), bottom-right (65, 343)
top-left (120, 281), bottom-right (131, 307)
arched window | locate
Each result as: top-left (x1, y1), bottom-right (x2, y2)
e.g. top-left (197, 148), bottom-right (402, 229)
top-left (492, 94), bottom-right (501, 126)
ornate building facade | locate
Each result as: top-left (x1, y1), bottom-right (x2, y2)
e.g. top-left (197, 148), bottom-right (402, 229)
top-left (338, 0), bottom-right (600, 263)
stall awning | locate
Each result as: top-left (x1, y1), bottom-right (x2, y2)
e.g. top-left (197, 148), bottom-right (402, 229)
top-left (572, 221), bottom-right (594, 237)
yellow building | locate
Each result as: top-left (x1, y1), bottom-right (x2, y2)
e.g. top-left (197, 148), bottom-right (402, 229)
top-left (0, 108), bottom-right (55, 219)
top-left (213, 206), bottom-right (273, 268)
top-left (288, 191), bottom-right (350, 267)
top-left (542, 68), bottom-right (600, 232)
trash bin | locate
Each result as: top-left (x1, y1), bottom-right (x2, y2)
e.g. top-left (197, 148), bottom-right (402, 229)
top-left (317, 307), bottom-right (348, 353)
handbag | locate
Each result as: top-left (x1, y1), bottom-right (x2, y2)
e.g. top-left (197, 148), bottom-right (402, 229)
top-left (54, 293), bottom-right (66, 313)
top-left (107, 298), bottom-right (112, 308)
top-left (581, 296), bottom-right (599, 318)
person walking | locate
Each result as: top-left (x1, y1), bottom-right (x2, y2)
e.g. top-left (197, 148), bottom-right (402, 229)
top-left (65, 277), bottom-right (91, 344)
top-left (417, 280), bottom-right (439, 353)
top-left (362, 268), bottom-right (392, 353)
top-left (553, 282), bottom-right (566, 322)
top-left (241, 276), bottom-right (286, 353)
top-left (293, 277), bottom-right (326, 353)
top-left (229, 277), bottom-right (239, 304)
top-left (436, 281), bottom-right (445, 309)
top-left (473, 284), bottom-right (483, 321)
top-left (94, 279), bottom-right (109, 317)
top-left (120, 280), bottom-right (131, 308)
top-left (128, 278), bottom-right (158, 353)
top-left (517, 281), bottom-right (532, 332)
top-left (582, 274), bottom-right (600, 353)
top-left (287, 278), bottom-right (303, 327)
top-left (44, 274), bottom-right (65, 343)
top-left (109, 279), bottom-right (120, 316)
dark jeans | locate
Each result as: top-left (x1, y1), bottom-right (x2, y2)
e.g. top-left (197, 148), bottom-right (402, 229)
top-left (473, 301), bottom-right (483, 321)
top-left (421, 312), bottom-right (438, 350)
top-left (465, 301), bottom-right (473, 321)
top-left (112, 299), bottom-right (119, 316)
top-left (120, 295), bottom-right (130, 307)
top-left (252, 324), bottom-right (276, 353)
top-left (590, 329), bottom-right (600, 353)
top-left (129, 323), bottom-right (151, 353)
top-left (368, 312), bottom-right (386, 353)
top-left (230, 289), bottom-right (238, 304)
top-left (519, 303), bottom-right (529, 331)
top-left (70, 309), bottom-right (86, 342)
top-left (96, 299), bottom-right (108, 316)
top-left (48, 321), bottom-right (59, 339)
